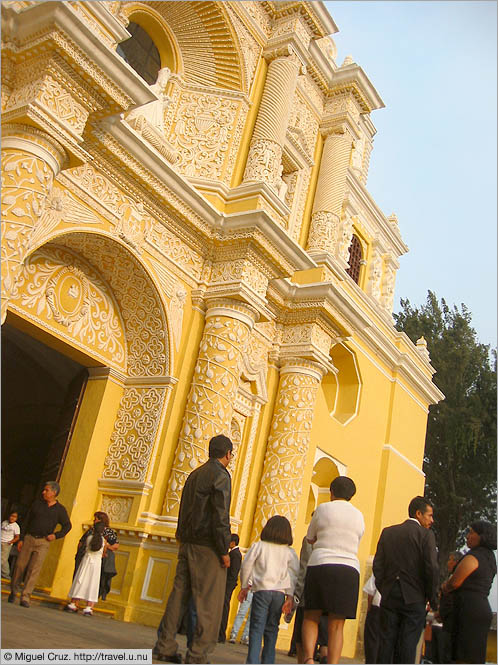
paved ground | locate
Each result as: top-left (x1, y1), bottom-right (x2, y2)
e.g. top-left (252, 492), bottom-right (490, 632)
top-left (1, 596), bottom-right (355, 663)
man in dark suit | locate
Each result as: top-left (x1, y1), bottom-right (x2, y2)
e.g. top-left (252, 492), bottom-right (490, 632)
top-left (218, 533), bottom-right (242, 643)
top-left (373, 496), bottom-right (439, 664)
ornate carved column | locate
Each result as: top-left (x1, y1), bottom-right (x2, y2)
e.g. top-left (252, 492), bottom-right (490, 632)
top-left (163, 299), bottom-right (258, 515)
top-left (306, 126), bottom-right (354, 259)
top-left (251, 357), bottom-right (327, 537)
top-left (243, 46), bottom-right (302, 191)
top-left (366, 238), bottom-right (383, 302)
top-left (380, 255), bottom-right (398, 314)
top-left (1, 125), bottom-right (67, 322)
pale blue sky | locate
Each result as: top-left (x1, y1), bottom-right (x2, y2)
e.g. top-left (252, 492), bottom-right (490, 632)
top-left (324, 1), bottom-right (497, 347)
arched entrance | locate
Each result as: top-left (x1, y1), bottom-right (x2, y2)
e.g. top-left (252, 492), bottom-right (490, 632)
top-left (3, 230), bottom-right (173, 598)
top-left (1, 321), bottom-right (88, 519)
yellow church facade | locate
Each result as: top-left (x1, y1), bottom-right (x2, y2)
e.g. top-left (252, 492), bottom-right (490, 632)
top-left (1, 1), bottom-right (443, 657)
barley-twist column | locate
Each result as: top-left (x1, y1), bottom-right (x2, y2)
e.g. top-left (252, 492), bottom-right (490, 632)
top-left (1, 125), bottom-right (67, 322)
top-left (243, 47), bottom-right (301, 191)
top-left (164, 300), bottom-right (258, 515)
top-left (251, 358), bottom-right (327, 538)
top-left (307, 128), bottom-right (354, 257)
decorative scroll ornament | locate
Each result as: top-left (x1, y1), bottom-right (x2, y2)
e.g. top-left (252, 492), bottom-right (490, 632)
top-left (381, 264), bottom-right (396, 313)
top-left (28, 186), bottom-right (102, 250)
top-left (243, 139), bottom-right (282, 190)
top-left (367, 247), bottom-right (382, 301)
top-left (103, 387), bottom-right (166, 482)
top-left (101, 495), bottom-right (133, 524)
top-left (113, 200), bottom-right (152, 254)
top-left (170, 91), bottom-right (238, 178)
top-left (12, 245), bottom-right (126, 368)
top-left (45, 265), bottom-right (90, 326)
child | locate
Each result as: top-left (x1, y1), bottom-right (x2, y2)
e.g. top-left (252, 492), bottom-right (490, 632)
top-left (239, 515), bottom-right (299, 664)
top-left (65, 521), bottom-right (106, 615)
top-left (1, 512), bottom-right (20, 578)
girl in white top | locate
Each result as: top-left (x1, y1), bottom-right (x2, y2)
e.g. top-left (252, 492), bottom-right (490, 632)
top-left (239, 515), bottom-right (299, 664)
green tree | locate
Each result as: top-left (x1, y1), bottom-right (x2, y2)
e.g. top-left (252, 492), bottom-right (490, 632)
top-left (394, 291), bottom-right (496, 575)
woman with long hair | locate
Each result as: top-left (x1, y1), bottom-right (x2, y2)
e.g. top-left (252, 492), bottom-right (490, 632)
top-left (65, 521), bottom-right (106, 616)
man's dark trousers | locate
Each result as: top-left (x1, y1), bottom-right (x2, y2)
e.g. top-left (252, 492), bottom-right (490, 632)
top-left (376, 581), bottom-right (426, 664)
top-left (155, 543), bottom-right (226, 663)
top-left (218, 583), bottom-right (236, 642)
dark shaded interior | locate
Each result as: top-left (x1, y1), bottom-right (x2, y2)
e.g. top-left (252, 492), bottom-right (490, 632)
top-left (1, 323), bottom-right (87, 521)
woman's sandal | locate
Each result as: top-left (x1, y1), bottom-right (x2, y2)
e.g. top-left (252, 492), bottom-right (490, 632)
top-left (304, 658), bottom-right (315, 664)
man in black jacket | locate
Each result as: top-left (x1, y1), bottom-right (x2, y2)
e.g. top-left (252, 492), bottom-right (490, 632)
top-left (154, 435), bottom-right (233, 664)
top-left (372, 496), bottom-right (439, 664)
top-left (9, 481), bottom-right (71, 607)
top-left (218, 533), bottom-right (242, 643)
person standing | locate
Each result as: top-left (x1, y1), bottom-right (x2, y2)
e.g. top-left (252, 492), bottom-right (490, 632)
top-left (441, 520), bottom-right (497, 664)
top-left (9, 481), bottom-right (72, 607)
top-left (301, 476), bottom-right (365, 664)
top-left (65, 521), bottom-right (107, 616)
top-left (1, 511), bottom-right (20, 578)
top-left (372, 495), bottom-right (439, 664)
top-left (218, 533), bottom-right (242, 643)
top-left (238, 515), bottom-right (299, 665)
top-left (153, 435), bottom-right (233, 664)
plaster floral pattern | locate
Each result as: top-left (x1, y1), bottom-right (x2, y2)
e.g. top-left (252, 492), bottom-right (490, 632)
top-left (252, 363), bottom-right (323, 536)
top-left (243, 138), bottom-right (282, 189)
top-left (381, 263), bottom-right (396, 313)
top-left (56, 234), bottom-right (168, 376)
top-left (281, 324), bottom-right (332, 357)
top-left (1, 150), bottom-right (53, 315)
top-left (338, 216), bottom-right (354, 264)
top-left (307, 211), bottom-right (339, 254)
top-left (164, 312), bottom-right (252, 514)
top-left (65, 163), bottom-right (203, 280)
top-left (37, 75), bottom-right (89, 134)
top-left (12, 245), bottom-right (126, 368)
top-left (367, 246), bottom-right (382, 301)
top-left (169, 90), bottom-right (239, 180)
top-left (103, 387), bottom-right (166, 482)
top-left (211, 259), bottom-right (269, 298)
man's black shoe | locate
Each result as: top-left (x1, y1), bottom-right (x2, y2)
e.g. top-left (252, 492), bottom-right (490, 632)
top-left (152, 650), bottom-right (182, 663)
top-left (20, 600), bottom-right (30, 608)
top-left (7, 593), bottom-right (15, 603)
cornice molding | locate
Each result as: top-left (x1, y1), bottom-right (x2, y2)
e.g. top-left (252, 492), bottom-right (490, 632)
top-left (2, 1), bottom-right (156, 113)
top-left (345, 173), bottom-right (408, 257)
top-left (271, 277), bottom-right (445, 406)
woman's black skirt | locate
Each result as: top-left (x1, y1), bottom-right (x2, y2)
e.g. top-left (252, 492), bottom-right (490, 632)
top-left (303, 563), bottom-right (359, 619)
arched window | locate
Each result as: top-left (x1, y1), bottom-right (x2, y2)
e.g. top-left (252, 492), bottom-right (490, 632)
top-left (117, 22), bottom-right (161, 85)
top-left (346, 234), bottom-right (363, 284)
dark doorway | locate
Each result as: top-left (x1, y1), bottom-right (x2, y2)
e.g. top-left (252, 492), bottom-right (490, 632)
top-left (1, 323), bottom-right (88, 521)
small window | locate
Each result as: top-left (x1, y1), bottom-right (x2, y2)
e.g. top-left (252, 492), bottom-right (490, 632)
top-left (346, 234), bottom-right (362, 284)
top-left (117, 22), bottom-right (161, 85)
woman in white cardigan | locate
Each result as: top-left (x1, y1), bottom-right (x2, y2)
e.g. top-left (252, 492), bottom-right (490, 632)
top-left (302, 476), bottom-right (365, 664)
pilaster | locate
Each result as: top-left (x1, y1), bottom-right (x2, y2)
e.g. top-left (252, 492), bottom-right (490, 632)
top-left (251, 356), bottom-right (328, 537)
top-left (243, 45), bottom-right (303, 192)
top-left (163, 299), bottom-right (258, 517)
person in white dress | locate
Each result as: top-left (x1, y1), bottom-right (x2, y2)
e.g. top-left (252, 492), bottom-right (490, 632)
top-left (65, 521), bottom-right (106, 616)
